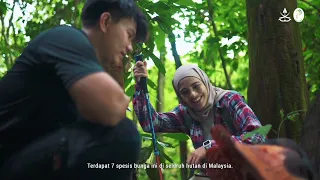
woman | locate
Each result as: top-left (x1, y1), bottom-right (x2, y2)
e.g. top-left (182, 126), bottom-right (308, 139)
top-left (132, 62), bottom-right (317, 180)
top-left (133, 62), bottom-right (266, 165)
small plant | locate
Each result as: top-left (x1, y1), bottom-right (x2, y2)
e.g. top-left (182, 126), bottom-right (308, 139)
top-left (242, 124), bottom-right (272, 142)
top-left (241, 109), bottom-right (307, 142)
top-left (136, 132), bottom-right (190, 180)
top-left (277, 109), bottom-right (306, 138)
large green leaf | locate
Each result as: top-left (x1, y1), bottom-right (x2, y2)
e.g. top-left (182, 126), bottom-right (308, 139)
top-left (125, 84), bottom-right (135, 97)
top-left (141, 133), bottom-right (152, 138)
top-left (0, 1), bottom-right (8, 15)
top-left (160, 133), bottom-right (190, 141)
top-left (124, 73), bottom-right (133, 89)
top-left (154, 16), bottom-right (172, 35)
top-left (158, 146), bottom-right (174, 163)
top-left (157, 145), bottom-right (166, 165)
top-left (154, 26), bottom-right (166, 51)
top-left (139, 146), bottom-right (153, 164)
top-left (147, 79), bottom-right (158, 90)
top-left (141, 136), bottom-right (175, 148)
top-left (145, 165), bottom-right (160, 180)
top-left (157, 140), bottom-right (175, 148)
top-left (173, 0), bottom-right (195, 7)
top-left (144, 50), bottom-right (166, 75)
top-left (242, 124), bottom-right (272, 141)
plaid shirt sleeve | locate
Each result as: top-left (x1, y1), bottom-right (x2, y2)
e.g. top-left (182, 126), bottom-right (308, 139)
top-left (132, 84), bottom-right (187, 133)
top-left (209, 92), bottom-right (266, 147)
top-left (227, 93), bottom-right (266, 144)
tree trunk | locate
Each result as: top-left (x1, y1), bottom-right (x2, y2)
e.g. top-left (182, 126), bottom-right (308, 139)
top-left (156, 46), bottom-right (166, 112)
top-left (300, 92), bottom-right (320, 173)
top-left (169, 33), bottom-right (188, 180)
top-left (246, 0), bottom-right (308, 142)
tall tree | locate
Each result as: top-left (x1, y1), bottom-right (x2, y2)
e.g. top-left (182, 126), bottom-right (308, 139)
top-left (300, 92), bottom-right (320, 174)
top-left (246, 0), bottom-right (308, 141)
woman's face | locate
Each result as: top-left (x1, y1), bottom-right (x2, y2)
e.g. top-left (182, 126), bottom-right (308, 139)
top-left (178, 77), bottom-right (208, 110)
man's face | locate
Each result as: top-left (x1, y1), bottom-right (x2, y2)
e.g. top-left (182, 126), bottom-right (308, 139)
top-left (98, 14), bottom-right (136, 71)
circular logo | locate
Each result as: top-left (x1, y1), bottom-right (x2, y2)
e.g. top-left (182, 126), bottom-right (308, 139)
top-left (293, 8), bottom-right (304, 22)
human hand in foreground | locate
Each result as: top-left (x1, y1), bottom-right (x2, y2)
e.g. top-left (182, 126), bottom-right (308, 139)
top-left (187, 146), bottom-right (207, 166)
top-left (133, 61), bottom-right (148, 83)
top-left (205, 125), bottom-right (317, 180)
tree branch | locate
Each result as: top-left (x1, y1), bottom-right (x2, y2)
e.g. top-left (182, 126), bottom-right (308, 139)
top-left (6, 1), bottom-right (16, 39)
top-left (206, 0), bottom-right (233, 90)
top-left (0, 14), bottom-right (12, 68)
top-left (168, 32), bottom-right (183, 70)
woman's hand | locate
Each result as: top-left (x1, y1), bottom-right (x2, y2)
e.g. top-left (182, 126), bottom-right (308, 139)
top-left (187, 146), bottom-right (207, 165)
top-left (133, 61), bottom-right (148, 82)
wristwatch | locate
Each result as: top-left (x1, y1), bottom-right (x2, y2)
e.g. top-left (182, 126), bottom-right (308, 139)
top-left (203, 140), bottom-right (212, 150)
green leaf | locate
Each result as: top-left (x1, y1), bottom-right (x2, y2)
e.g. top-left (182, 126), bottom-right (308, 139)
top-left (242, 124), bottom-right (272, 141)
top-left (160, 133), bottom-right (190, 141)
top-left (145, 165), bottom-right (160, 180)
top-left (154, 16), bottom-right (172, 35)
top-left (125, 84), bottom-right (135, 97)
top-left (157, 140), bottom-right (175, 148)
top-left (285, 110), bottom-right (306, 122)
top-left (141, 136), bottom-right (175, 148)
top-left (287, 114), bottom-right (298, 121)
top-left (144, 50), bottom-right (166, 75)
top-left (232, 60), bottom-right (239, 70)
top-left (280, 109), bottom-right (285, 120)
top-left (304, 52), bottom-right (313, 61)
top-left (141, 133), bottom-right (153, 142)
top-left (154, 27), bottom-right (166, 51)
top-left (158, 147), bottom-right (174, 163)
top-left (174, 0), bottom-right (195, 7)
top-left (0, 1), bottom-right (8, 15)
top-left (139, 146), bottom-right (153, 164)
top-left (124, 73), bottom-right (133, 89)
top-left (147, 79), bottom-right (158, 90)
top-left (141, 133), bottom-right (153, 138)
top-left (157, 145), bottom-right (166, 165)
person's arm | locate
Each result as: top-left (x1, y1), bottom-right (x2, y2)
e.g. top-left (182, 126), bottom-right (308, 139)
top-left (37, 26), bottom-right (129, 126)
top-left (132, 83), bottom-right (188, 133)
top-left (69, 72), bottom-right (129, 126)
top-left (227, 93), bottom-right (265, 144)
top-left (208, 93), bottom-right (265, 148)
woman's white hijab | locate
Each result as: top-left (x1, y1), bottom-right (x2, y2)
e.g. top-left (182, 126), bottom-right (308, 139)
top-left (172, 64), bottom-right (230, 122)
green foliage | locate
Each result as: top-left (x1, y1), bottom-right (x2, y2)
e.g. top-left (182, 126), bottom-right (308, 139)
top-left (298, 0), bottom-right (320, 101)
top-left (277, 109), bottom-right (307, 138)
top-left (160, 133), bottom-right (190, 141)
top-left (1, 0), bottom-right (319, 179)
top-left (139, 131), bottom-right (191, 180)
top-left (242, 108), bottom-right (307, 141)
top-left (242, 124), bottom-right (272, 141)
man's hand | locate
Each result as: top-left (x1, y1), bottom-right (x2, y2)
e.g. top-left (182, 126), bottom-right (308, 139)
top-left (133, 61), bottom-right (148, 83)
top-left (187, 146), bottom-right (207, 165)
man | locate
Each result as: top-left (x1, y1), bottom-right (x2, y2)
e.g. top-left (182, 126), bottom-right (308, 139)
top-left (0, 0), bottom-right (148, 179)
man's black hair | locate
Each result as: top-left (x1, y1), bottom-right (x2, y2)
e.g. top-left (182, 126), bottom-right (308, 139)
top-left (81, 0), bottom-right (148, 42)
